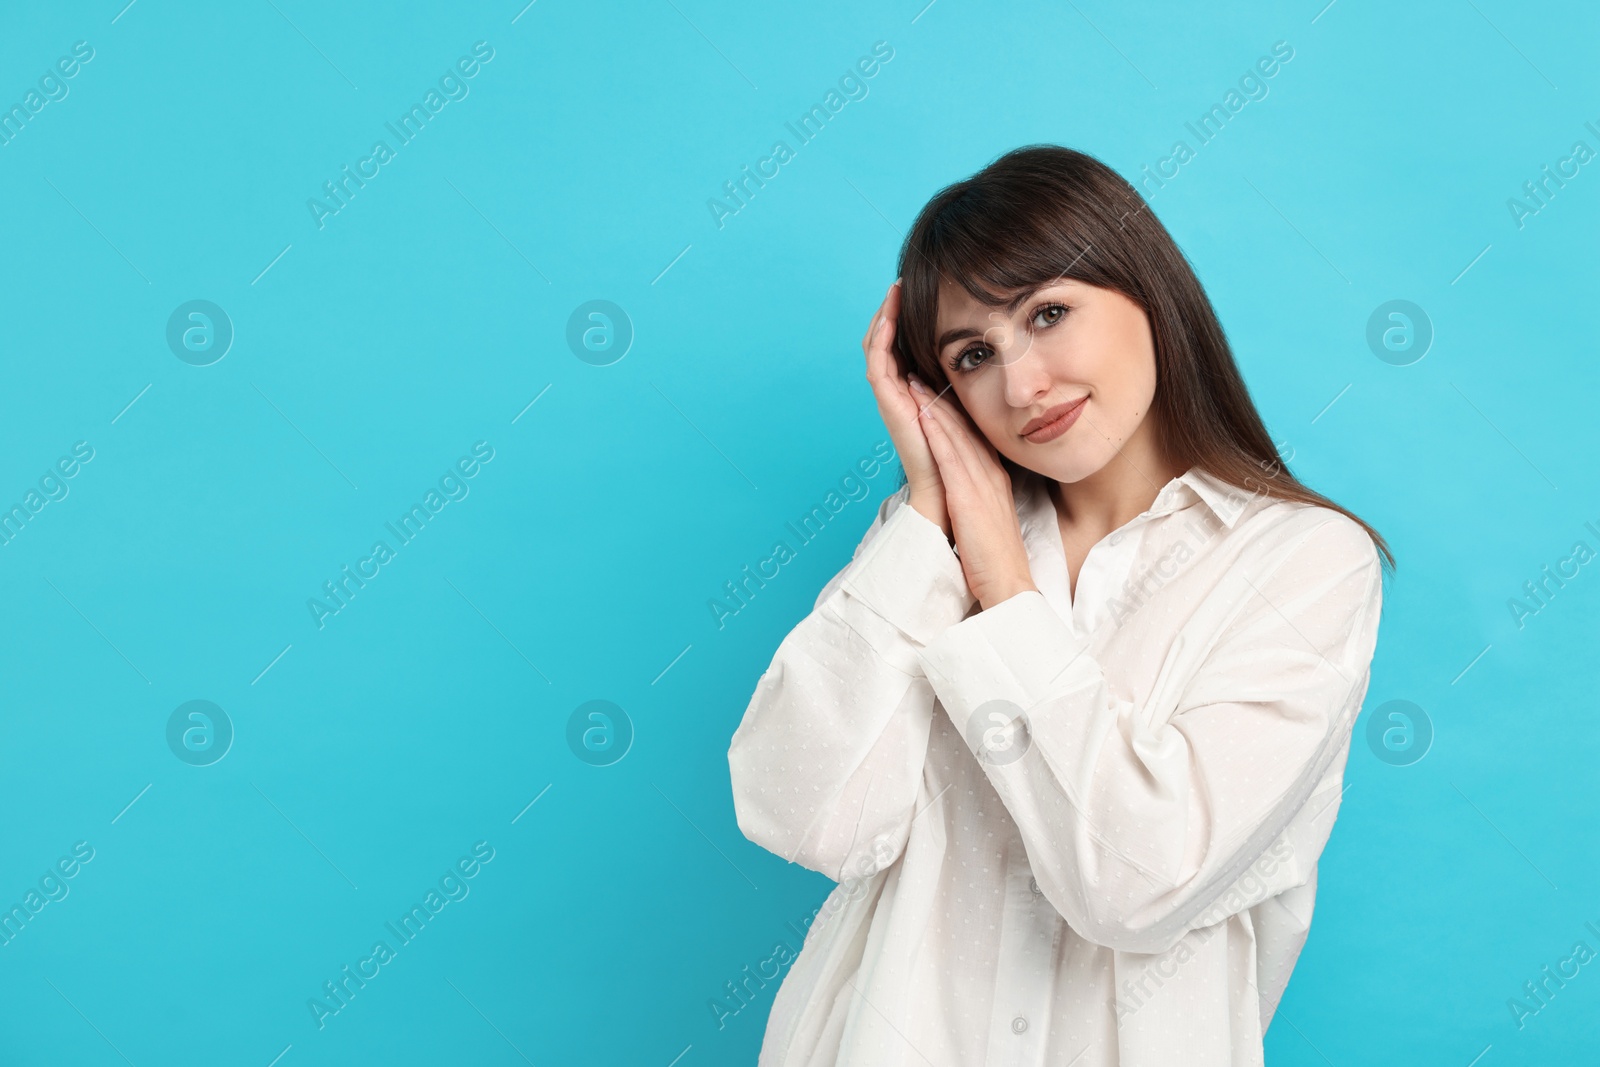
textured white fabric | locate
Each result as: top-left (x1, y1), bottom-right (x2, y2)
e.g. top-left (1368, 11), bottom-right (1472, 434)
top-left (727, 465), bottom-right (1385, 1066)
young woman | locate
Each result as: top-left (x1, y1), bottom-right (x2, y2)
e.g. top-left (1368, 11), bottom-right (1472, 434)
top-left (727, 145), bottom-right (1392, 1067)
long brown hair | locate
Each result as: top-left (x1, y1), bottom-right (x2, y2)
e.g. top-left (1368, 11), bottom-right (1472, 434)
top-left (891, 144), bottom-right (1394, 573)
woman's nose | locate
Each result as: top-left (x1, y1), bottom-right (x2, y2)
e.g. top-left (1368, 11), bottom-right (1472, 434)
top-left (999, 341), bottom-right (1050, 406)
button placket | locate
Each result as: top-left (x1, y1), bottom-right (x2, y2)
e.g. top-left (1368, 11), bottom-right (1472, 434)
top-left (982, 846), bottom-right (1058, 1066)
top-left (1077, 517), bottom-right (1149, 636)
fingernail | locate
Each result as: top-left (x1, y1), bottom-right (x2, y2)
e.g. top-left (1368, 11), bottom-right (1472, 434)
top-left (909, 376), bottom-right (927, 394)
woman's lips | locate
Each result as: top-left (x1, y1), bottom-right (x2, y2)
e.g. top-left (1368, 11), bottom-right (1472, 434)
top-left (1021, 397), bottom-right (1087, 443)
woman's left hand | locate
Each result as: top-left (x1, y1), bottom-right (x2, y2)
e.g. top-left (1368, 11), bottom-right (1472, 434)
top-left (909, 375), bottom-right (1038, 611)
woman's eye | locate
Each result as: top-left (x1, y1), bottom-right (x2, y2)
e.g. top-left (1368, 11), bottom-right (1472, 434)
top-left (1033, 303), bottom-right (1068, 327)
top-left (952, 346), bottom-right (990, 372)
top-left (948, 305), bottom-right (1067, 373)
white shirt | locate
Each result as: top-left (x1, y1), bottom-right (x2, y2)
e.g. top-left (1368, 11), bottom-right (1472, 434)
top-left (727, 465), bottom-right (1385, 1067)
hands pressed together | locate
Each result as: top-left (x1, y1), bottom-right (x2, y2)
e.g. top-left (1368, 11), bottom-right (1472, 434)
top-left (862, 279), bottom-right (1039, 612)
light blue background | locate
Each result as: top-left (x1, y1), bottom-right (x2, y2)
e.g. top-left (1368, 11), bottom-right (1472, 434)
top-left (0, 0), bottom-right (1596, 1064)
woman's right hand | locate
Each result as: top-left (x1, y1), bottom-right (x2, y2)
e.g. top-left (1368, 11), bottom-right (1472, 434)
top-left (863, 279), bottom-right (951, 539)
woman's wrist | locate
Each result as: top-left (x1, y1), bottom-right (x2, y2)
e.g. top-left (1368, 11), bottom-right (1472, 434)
top-left (907, 490), bottom-right (952, 542)
top-left (977, 577), bottom-right (1039, 612)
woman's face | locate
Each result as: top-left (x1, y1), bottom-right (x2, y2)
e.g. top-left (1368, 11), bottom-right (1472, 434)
top-left (930, 277), bottom-right (1161, 485)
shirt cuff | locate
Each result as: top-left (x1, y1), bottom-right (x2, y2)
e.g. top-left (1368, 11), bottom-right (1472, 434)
top-left (836, 497), bottom-right (976, 648)
top-left (915, 590), bottom-right (1101, 755)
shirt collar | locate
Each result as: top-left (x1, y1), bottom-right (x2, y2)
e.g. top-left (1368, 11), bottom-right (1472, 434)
top-left (1018, 464), bottom-right (1253, 539)
top-left (1164, 466), bottom-right (1251, 529)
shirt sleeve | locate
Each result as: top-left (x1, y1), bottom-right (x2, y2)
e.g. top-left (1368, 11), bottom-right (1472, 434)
top-left (915, 510), bottom-right (1385, 954)
top-left (728, 484), bottom-right (977, 883)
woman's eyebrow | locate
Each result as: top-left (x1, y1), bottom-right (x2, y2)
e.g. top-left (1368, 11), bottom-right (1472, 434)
top-left (935, 325), bottom-right (982, 352)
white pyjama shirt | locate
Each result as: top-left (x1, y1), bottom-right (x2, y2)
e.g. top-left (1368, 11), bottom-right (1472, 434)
top-left (727, 465), bottom-right (1385, 1066)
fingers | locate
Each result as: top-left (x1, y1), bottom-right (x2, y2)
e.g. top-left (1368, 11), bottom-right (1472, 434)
top-left (916, 397), bottom-right (958, 488)
top-left (862, 280), bottom-right (902, 385)
top-left (916, 390), bottom-right (977, 493)
top-left (917, 388), bottom-right (1000, 488)
top-left (879, 281), bottom-right (901, 361)
top-left (862, 284), bottom-right (891, 357)
top-left (862, 306), bottom-right (883, 358)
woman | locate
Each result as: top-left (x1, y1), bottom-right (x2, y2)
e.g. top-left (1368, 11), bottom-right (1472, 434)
top-left (727, 144), bottom-right (1392, 1067)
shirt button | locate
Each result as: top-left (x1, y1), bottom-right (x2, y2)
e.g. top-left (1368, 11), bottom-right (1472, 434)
top-left (1029, 878), bottom-right (1041, 896)
top-left (1011, 1016), bottom-right (1028, 1034)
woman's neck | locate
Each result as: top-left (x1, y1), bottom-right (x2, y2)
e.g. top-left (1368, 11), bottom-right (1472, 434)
top-left (1049, 446), bottom-right (1186, 541)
